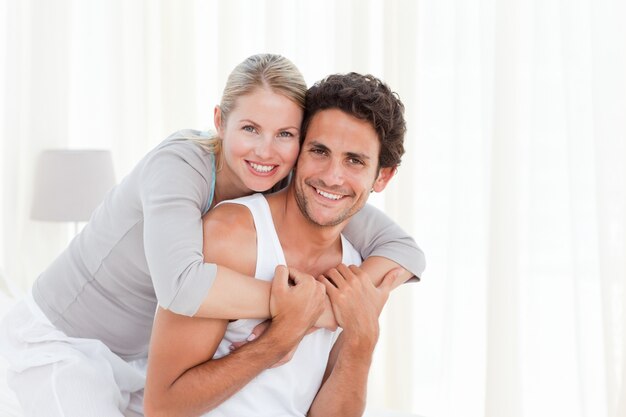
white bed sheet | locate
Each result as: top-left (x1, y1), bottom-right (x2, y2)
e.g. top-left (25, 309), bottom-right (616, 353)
top-left (0, 275), bottom-right (421, 417)
top-left (0, 289), bottom-right (22, 417)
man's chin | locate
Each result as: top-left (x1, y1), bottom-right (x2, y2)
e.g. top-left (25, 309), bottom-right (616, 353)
top-left (305, 211), bottom-right (350, 228)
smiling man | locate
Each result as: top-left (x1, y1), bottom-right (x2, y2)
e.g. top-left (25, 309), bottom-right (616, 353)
top-left (144, 73), bottom-right (409, 417)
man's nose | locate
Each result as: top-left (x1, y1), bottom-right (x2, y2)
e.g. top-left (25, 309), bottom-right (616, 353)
top-left (318, 158), bottom-right (345, 186)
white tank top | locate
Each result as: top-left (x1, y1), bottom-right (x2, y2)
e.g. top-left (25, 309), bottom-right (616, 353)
top-left (204, 193), bottom-right (362, 417)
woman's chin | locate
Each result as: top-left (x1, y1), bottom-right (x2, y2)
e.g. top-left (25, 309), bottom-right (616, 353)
top-left (245, 181), bottom-right (276, 193)
top-left (244, 175), bottom-right (288, 193)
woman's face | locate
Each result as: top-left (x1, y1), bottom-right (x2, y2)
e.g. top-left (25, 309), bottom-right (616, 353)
top-left (216, 88), bottom-right (303, 195)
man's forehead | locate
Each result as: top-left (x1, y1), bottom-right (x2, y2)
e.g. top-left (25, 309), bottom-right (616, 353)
top-left (302, 108), bottom-right (380, 155)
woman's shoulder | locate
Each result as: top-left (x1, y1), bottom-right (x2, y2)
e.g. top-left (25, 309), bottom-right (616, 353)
top-left (156, 129), bottom-right (213, 153)
top-left (144, 129), bottom-right (215, 174)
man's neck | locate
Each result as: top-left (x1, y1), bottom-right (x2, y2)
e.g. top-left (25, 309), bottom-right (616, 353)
top-left (267, 188), bottom-right (345, 277)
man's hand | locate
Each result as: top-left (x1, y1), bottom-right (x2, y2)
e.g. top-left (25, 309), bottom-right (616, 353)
top-left (228, 266), bottom-right (328, 368)
top-left (268, 265), bottom-right (327, 345)
top-left (307, 265), bottom-right (402, 417)
top-left (319, 264), bottom-right (400, 348)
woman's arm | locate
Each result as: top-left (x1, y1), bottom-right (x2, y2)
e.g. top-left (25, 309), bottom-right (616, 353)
top-left (194, 265), bottom-right (272, 319)
top-left (343, 203), bottom-right (426, 283)
top-left (139, 141), bottom-right (278, 321)
top-left (195, 205), bottom-right (424, 322)
top-left (140, 141), bottom-right (220, 317)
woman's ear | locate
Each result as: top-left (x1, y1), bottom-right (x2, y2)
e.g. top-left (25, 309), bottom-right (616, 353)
top-left (214, 106), bottom-right (223, 136)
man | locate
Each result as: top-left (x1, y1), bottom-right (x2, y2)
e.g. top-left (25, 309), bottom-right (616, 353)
top-left (144, 72), bottom-right (411, 417)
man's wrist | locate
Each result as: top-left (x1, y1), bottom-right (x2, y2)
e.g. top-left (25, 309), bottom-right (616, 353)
top-left (340, 328), bottom-right (379, 354)
top-left (257, 322), bottom-right (304, 359)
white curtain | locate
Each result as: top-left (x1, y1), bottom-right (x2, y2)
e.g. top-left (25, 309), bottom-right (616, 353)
top-left (1, 1), bottom-right (624, 416)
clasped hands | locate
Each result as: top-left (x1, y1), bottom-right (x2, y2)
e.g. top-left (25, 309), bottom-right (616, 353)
top-left (228, 264), bottom-right (403, 367)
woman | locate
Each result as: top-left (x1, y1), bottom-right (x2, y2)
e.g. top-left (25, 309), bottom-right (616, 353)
top-left (0, 54), bottom-right (424, 417)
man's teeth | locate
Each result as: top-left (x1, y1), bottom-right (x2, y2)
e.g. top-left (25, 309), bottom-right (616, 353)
top-left (316, 189), bottom-right (342, 200)
top-left (249, 162), bottom-right (275, 173)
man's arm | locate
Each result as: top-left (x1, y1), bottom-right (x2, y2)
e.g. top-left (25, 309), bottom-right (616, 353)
top-left (144, 204), bottom-right (327, 417)
top-left (144, 268), bottom-right (326, 417)
top-left (308, 264), bottom-right (396, 417)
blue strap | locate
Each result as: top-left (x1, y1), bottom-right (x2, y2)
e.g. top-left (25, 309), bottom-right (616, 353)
top-left (208, 152), bottom-right (216, 209)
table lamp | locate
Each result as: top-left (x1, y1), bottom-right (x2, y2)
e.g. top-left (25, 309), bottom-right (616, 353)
top-left (31, 150), bottom-right (116, 235)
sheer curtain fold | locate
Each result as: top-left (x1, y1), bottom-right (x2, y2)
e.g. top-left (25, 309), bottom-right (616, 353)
top-left (1, 1), bottom-right (624, 416)
top-left (591, 1), bottom-right (626, 416)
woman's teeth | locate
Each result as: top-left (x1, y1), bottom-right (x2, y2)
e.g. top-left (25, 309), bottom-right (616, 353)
top-left (249, 162), bottom-right (275, 173)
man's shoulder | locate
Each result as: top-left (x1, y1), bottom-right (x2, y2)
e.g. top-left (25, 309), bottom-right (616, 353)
top-left (202, 202), bottom-right (257, 272)
top-left (203, 202), bottom-right (256, 240)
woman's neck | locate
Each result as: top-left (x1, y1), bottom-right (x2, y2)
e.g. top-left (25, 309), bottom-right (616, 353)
top-left (212, 160), bottom-right (251, 208)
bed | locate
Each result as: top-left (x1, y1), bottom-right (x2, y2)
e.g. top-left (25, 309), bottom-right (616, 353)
top-left (0, 272), bottom-right (420, 417)
top-left (0, 277), bottom-right (21, 417)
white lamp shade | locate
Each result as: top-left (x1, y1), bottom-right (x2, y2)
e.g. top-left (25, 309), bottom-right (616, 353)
top-left (31, 150), bottom-right (116, 222)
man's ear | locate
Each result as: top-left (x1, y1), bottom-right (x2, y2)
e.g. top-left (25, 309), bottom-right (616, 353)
top-left (372, 167), bottom-right (396, 193)
top-left (213, 106), bottom-right (223, 136)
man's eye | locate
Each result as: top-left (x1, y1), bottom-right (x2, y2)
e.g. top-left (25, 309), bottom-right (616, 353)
top-left (348, 157), bottom-right (364, 165)
top-left (310, 148), bottom-right (326, 155)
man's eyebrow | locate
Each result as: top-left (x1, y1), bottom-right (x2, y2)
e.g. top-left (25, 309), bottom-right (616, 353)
top-left (308, 141), bottom-right (330, 150)
top-left (308, 141), bottom-right (371, 160)
top-left (345, 151), bottom-right (370, 161)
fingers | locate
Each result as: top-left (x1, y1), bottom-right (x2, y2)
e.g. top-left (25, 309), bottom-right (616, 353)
top-left (319, 274), bottom-right (338, 297)
top-left (321, 263), bottom-right (358, 288)
top-left (228, 320), bottom-right (270, 351)
top-left (273, 265), bottom-right (289, 290)
top-left (288, 267), bottom-right (314, 286)
top-left (323, 268), bottom-right (346, 289)
top-left (287, 267), bottom-right (304, 285)
top-left (343, 264), bottom-right (360, 280)
top-left (249, 320), bottom-right (271, 341)
top-left (288, 268), bottom-right (326, 301)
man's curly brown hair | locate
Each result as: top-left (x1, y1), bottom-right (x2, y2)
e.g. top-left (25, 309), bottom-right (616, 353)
top-left (301, 72), bottom-right (406, 169)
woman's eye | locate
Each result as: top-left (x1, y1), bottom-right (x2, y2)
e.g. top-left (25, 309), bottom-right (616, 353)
top-left (242, 125), bottom-right (257, 133)
top-left (277, 131), bottom-right (293, 138)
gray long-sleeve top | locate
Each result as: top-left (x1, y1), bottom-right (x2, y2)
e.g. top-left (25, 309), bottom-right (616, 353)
top-left (32, 130), bottom-right (425, 360)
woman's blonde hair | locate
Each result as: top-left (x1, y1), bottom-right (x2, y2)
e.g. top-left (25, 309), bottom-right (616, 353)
top-left (190, 54), bottom-right (307, 166)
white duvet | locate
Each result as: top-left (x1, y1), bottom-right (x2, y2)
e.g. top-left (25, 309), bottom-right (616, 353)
top-left (0, 273), bottom-right (419, 417)
top-left (0, 287), bottom-right (22, 417)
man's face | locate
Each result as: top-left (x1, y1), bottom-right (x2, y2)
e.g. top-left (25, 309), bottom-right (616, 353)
top-left (294, 108), bottom-right (395, 227)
